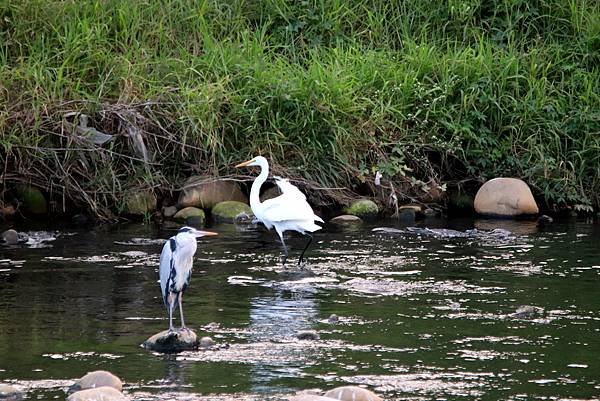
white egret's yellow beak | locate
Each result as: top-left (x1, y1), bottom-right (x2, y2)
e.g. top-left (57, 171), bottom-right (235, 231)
top-left (235, 158), bottom-right (255, 168)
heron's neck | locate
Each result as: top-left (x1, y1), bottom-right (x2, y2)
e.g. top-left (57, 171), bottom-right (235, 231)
top-left (250, 162), bottom-right (268, 209)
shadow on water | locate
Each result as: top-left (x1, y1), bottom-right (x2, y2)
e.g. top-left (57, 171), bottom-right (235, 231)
top-left (0, 218), bottom-right (599, 400)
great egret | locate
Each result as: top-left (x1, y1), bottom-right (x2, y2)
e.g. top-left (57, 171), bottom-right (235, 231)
top-left (159, 226), bottom-right (218, 332)
top-left (235, 156), bottom-right (323, 265)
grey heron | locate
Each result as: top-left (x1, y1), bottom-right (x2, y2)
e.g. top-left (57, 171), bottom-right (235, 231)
top-left (159, 226), bottom-right (218, 332)
top-left (235, 156), bottom-right (323, 265)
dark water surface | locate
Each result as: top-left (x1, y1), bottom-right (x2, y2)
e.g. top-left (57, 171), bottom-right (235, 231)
top-left (1, 218), bottom-right (599, 400)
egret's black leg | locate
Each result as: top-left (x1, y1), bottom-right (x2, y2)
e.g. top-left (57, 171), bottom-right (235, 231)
top-left (298, 233), bottom-right (313, 265)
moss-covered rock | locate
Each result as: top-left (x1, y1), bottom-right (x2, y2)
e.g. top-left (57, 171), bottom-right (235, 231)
top-left (173, 207), bottom-right (205, 225)
top-left (344, 199), bottom-right (378, 218)
top-left (17, 185), bottom-right (47, 215)
top-left (124, 191), bottom-right (157, 215)
top-left (211, 201), bottom-right (253, 223)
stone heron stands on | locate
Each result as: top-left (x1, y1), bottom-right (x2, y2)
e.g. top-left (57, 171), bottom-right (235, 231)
top-left (235, 156), bottom-right (324, 265)
top-left (159, 226), bottom-right (218, 332)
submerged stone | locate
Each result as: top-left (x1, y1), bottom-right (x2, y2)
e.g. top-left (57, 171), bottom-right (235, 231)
top-left (173, 207), bottom-right (205, 225)
top-left (70, 370), bottom-right (123, 393)
top-left (296, 330), bottom-right (320, 341)
top-left (178, 177), bottom-right (247, 209)
top-left (324, 386), bottom-right (382, 401)
top-left (67, 386), bottom-right (127, 401)
top-left (327, 314), bottom-right (339, 324)
top-left (142, 328), bottom-right (199, 353)
top-left (211, 201), bottom-right (254, 223)
top-left (1, 229), bottom-right (19, 245)
top-left (474, 178), bottom-right (539, 217)
top-left (199, 336), bottom-right (215, 348)
top-left (329, 215), bottom-right (362, 224)
top-left (0, 384), bottom-right (23, 401)
top-left (291, 395), bottom-right (338, 401)
top-left (510, 305), bottom-right (545, 320)
top-left (344, 199), bottom-right (378, 218)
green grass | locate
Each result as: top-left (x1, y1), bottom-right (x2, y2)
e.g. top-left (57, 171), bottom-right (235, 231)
top-left (1, 0), bottom-right (599, 215)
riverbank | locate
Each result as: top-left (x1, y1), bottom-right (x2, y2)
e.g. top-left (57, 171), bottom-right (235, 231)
top-left (1, 1), bottom-right (599, 218)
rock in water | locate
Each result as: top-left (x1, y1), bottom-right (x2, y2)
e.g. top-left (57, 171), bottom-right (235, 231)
top-left (0, 384), bottom-right (23, 401)
top-left (291, 395), bottom-right (339, 401)
top-left (1, 229), bottom-right (19, 245)
top-left (211, 201), bottom-right (254, 223)
top-left (162, 205), bottom-right (178, 218)
top-left (67, 386), bottom-right (127, 401)
top-left (510, 305), bottom-right (545, 320)
top-left (142, 329), bottom-right (199, 353)
top-left (173, 207), bottom-right (206, 226)
top-left (344, 199), bottom-right (378, 218)
top-left (178, 178), bottom-right (247, 209)
top-left (199, 336), bottom-right (215, 348)
top-left (474, 178), bottom-right (539, 217)
top-left (329, 215), bottom-right (362, 224)
top-left (324, 386), bottom-right (382, 401)
top-left (296, 330), bottom-right (320, 341)
top-left (70, 370), bottom-right (123, 393)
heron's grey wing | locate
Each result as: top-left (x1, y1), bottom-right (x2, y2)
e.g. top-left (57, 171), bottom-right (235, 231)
top-left (159, 238), bottom-right (175, 304)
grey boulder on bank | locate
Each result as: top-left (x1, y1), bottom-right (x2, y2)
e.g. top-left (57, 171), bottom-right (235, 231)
top-left (178, 178), bottom-right (247, 209)
top-left (142, 329), bottom-right (199, 353)
top-left (474, 178), bottom-right (539, 217)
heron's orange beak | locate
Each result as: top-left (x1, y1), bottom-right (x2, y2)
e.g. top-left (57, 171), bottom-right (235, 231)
top-left (197, 230), bottom-right (218, 237)
top-left (235, 158), bottom-right (255, 168)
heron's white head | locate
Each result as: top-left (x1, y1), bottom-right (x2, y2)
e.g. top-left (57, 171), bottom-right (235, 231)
top-left (177, 226), bottom-right (218, 238)
top-left (235, 155), bottom-right (268, 168)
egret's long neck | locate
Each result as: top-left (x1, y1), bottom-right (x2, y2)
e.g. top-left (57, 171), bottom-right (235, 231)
top-left (250, 161), bottom-right (269, 209)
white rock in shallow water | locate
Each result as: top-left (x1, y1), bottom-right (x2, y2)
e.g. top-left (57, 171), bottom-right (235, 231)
top-left (324, 386), bottom-right (382, 401)
top-left (474, 178), bottom-right (539, 217)
top-left (0, 384), bottom-right (23, 401)
top-left (290, 395), bottom-right (338, 401)
top-left (142, 329), bottom-right (199, 353)
top-left (329, 215), bottom-right (362, 224)
top-left (67, 386), bottom-right (127, 401)
top-left (199, 336), bottom-right (215, 348)
top-left (70, 370), bottom-right (123, 392)
top-left (1, 230), bottom-right (18, 245)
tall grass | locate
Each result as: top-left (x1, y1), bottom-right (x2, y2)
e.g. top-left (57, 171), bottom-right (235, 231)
top-left (1, 0), bottom-right (599, 215)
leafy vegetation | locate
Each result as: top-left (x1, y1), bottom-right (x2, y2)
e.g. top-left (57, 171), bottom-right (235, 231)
top-left (1, 0), bottom-right (599, 215)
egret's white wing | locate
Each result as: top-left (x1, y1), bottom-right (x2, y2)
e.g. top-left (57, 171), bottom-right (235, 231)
top-left (274, 176), bottom-right (306, 200)
top-left (159, 237), bottom-right (175, 304)
top-left (261, 190), bottom-right (323, 224)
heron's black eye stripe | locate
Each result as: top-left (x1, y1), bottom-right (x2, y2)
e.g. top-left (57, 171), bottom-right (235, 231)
top-left (169, 238), bottom-right (176, 252)
top-left (178, 227), bottom-right (192, 233)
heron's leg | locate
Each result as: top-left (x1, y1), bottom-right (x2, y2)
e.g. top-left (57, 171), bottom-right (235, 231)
top-left (276, 228), bottom-right (288, 266)
top-left (178, 292), bottom-right (186, 329)
top-left (167, 293), bottom-right (177, 332)
top-left (298, 233), bottom-right (313, 265)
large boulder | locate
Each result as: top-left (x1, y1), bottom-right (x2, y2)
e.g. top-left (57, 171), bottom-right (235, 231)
top-left (124, 192), bottom-right (157, 215)
top-left (324, 386), bottom-right (382, 401)
top-left (17, 185), bottom-right (47, 215)
top-left (0, 384), bottom-right (23, 401)
top-left (1, 229), bottom-right (19, 245)
top-left (260, 186), bottom-right (281, 202)
top-left (142, 329), bottom-right (199, 353)
top-left (178, 178), bottom-right (247, 209)
top-left (211, 201), bottom-right (254, 223)
top-left (67, 386), bottom-right (126, 401)
top-left (344, 199), bottom-right (378, 218)
top-left (173, 207), bottom-right (205, 226)
top-left (474, 178), bottom-right (539, 217)
top-left (70, 370), bottom-right (123, 393)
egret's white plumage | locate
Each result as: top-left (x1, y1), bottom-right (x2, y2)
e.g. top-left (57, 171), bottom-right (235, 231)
top-left (235, 156), bottom-right (323, 265)
top-left (158, 226), bottom-right (218, 331)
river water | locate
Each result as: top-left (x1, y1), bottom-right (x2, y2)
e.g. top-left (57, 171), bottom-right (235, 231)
top-left (0, 218), bottom-right (599, 400)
